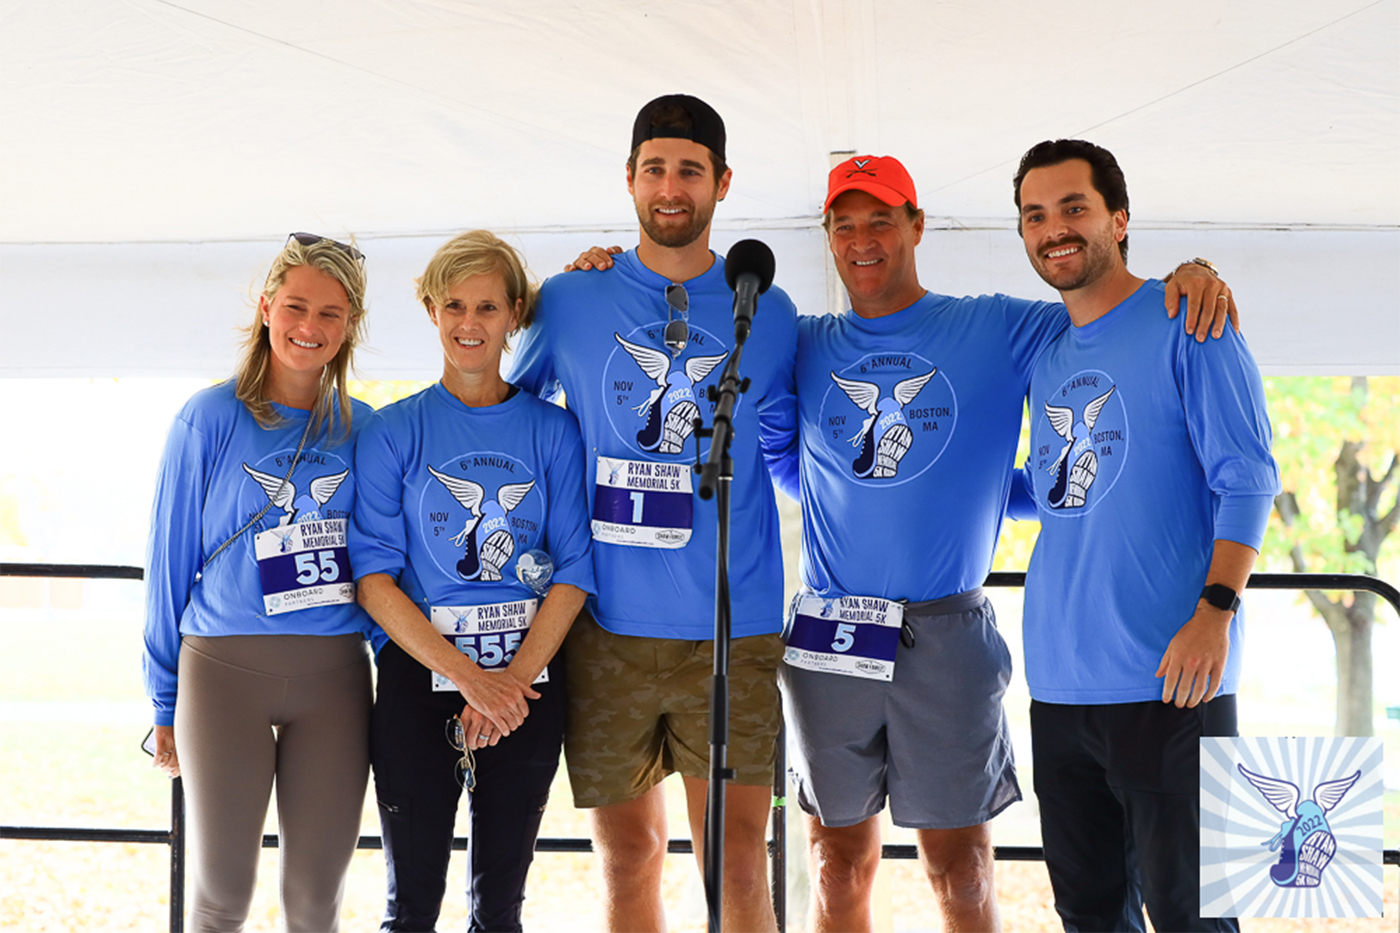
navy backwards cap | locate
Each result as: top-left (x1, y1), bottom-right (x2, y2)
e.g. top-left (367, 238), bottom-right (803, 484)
top-left (631, 94), bottom-right (726, 162)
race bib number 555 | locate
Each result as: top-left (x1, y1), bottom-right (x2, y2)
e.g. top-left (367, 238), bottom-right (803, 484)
top-left (429, 599), bottom-right (545, 691)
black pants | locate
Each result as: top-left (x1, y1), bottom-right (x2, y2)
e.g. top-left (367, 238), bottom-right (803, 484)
top-left (371, 641), bottom-right (564, 932)
top-left (1031, 697), bottom-right (1241, 933)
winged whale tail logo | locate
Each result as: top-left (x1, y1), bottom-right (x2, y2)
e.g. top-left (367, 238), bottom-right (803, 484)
top-left (832, 367), bottom-right (937, 479)
top-left (616, 333), bottom-right (727, 455)
top-left (1237, 764), bottom-right (1361, 888)
top-left (428, 465), bottom-right (536, 583)
top-left (242, 463), bottom-right (350, 526)
top-left (1043, 385), bottom-right (1115, 509)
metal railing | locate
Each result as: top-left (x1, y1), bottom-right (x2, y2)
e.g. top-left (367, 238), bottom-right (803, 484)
top-left (3, 563), bottom-right (1398, 931)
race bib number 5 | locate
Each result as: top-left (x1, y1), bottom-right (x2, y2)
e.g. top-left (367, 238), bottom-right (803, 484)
top-left (783, 594), bottom-right (904, 681)
top-left (254, 519), bottom-right (355, 616)
top-left (429, 599), bottom-right (545, 691)
top-left (591, 455), bottom-right (693, 548)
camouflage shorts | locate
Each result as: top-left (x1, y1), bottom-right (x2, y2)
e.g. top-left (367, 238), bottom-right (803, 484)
top-left (564, 609), bottom-right (783, 808)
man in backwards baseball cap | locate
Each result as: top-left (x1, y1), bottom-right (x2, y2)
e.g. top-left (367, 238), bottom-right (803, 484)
top-left (767, 153), bottom-right (1237, 932)
top-left (509, 94), bottom-right (798, 931)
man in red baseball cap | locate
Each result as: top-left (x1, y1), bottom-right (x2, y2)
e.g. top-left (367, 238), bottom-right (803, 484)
top-left (767, 153), bottom-right (1238, 933)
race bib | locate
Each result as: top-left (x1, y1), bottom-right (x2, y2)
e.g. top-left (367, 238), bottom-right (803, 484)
top-left (254, 519), bottom-right (355, 616)
top-left (429, 598), bottom-right (545, 691)
top-left (782, 594), bottom-right (904, 681)
top-left (591, 455), bottom-right (693, 548)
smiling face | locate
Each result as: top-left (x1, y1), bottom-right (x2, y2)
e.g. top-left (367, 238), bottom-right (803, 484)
top-left (1017, 158), bottom-right (1127, 292)
top-left (627, 137), bottom-right (731, 250)
top-left (827, 189), bottom-right (925, 318)
top-left (429, 271), bottom-right (521, 383)
top-left (259, 264), bottom-right (351, 382)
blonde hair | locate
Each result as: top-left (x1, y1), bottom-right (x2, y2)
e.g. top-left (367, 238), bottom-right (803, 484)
top-left (234, 236), bottom-right (368, 438)
top-left (416, 230), bottom-right (538, 332)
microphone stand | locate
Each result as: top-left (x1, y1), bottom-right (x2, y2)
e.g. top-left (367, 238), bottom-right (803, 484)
top-left (694, 326), bottom-right (752, 933)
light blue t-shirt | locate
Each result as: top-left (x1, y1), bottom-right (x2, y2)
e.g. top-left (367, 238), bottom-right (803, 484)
top-left (1021, 280), bottom-right (1280, 704)
top-left (507, 248), bottom-right (798, 640)
top-left (143, 381), bottom-right (374, 726)
top-left (772, 291), bottom-right (1066, 601)
top-left (349, 383), bottom-right (595, 655)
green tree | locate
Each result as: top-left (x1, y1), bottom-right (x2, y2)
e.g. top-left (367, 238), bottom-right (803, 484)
top-left (1264, 376), bottom-right (1400, 737)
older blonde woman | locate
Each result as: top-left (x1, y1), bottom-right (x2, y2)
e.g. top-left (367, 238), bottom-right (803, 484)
top-left (143, 233), bottom-right (373, 932)
top-left (351, 230), bottom-right (593, 931)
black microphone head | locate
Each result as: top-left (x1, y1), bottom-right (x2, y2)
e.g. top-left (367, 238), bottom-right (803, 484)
top-left (724, 239), bottom-right (775, 294)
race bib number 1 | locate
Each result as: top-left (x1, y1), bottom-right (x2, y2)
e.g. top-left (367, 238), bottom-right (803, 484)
top-left (254, 519), bottom-right (355, 616)
top-left (591, 455), bottom-right (693, 548)
top-left (429, 599), bottom-right (546, 691)
top-left (783, 594), bottom-right (904, 681)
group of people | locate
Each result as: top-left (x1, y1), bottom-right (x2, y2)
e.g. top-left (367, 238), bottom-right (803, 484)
top-left (142, 92), bottom-right (1278, 933)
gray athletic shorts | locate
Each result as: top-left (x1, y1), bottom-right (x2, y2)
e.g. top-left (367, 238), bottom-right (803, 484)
top-left (779, 587), bottom-right (1021, 829)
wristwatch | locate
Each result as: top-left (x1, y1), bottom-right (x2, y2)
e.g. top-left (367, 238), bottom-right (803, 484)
top-left (1200, 583), bottom-right (1241, 613)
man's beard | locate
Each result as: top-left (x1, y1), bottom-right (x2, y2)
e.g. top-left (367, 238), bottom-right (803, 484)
top-left (637, 197), bottom-right (717, 249)
top-left (1032, 231), bottom-right (1118, 292)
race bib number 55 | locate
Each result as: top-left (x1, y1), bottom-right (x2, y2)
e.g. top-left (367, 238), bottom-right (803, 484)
top-left (254, 519), bottom-right (355, 616)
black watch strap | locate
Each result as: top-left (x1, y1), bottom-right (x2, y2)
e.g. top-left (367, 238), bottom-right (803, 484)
top-left (1200, 583), bottom-right (1241, 613)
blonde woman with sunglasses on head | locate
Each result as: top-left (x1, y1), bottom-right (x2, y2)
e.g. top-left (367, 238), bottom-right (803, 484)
top-left (143, 233), bottom-right (375, 932)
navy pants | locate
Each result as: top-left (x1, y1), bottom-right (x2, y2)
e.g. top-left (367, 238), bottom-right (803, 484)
top-left (371, 641), bottom-right (564, 932)
top-left (1031, 697), bottom-right (1241, 933)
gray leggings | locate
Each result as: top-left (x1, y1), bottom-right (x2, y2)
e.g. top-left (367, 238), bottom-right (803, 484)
top-left (175, 634), bottom-right (371, 932)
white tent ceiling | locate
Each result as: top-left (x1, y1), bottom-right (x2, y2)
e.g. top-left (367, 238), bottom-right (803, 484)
top-left (2, 0), bottom-right (1397, 377)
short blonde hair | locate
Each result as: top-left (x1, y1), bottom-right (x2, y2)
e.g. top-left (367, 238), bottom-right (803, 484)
top-left (234, 236), bottom-right (367, 437)
top-left (416, 230), bottom-right (538, 331)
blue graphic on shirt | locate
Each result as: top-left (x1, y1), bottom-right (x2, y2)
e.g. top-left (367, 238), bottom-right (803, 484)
top-left (817, 352), bottom-right (956, 486)
top-left (610, 332), bottom-right (729, 454)
top-left (424, 460), bottom-right (540, 583)
top-left (1033, 370), bottom-right (1128, 514)
top-left (830, 368), bottom-right (938, 478)
top-left (242, 463), bottom-right (349, 526)
top-left (1237, 765), bottom-right (1362, 889)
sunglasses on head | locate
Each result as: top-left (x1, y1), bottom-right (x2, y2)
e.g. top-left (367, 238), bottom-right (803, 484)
top-left (287, 231), bottom-right (364, 263)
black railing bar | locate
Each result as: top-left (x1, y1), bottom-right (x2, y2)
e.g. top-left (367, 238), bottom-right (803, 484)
top-left (0, 563), bottom-right (144, 580)
top-left (986, 571), bottom-right (1400, 612)
top-left (880, 845), bottom-right (1045, 861)
top-left (8, 565), bottom-right (1398, 614)
top-left (0, 826), bottom-right (172, 845)
top-left (9, 825), bottom-right (1396, 868)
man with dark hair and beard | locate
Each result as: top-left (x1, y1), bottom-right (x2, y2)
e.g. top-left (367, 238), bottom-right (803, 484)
top-left (1013, 139), bottom-right (1278, 932)
top-left (509, 94), bottom-right (797, 932)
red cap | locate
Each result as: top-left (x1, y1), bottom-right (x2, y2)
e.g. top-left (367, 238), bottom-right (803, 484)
top-left (824, 155), bottom-right (918, 213)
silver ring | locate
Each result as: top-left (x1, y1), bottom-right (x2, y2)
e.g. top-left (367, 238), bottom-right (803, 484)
top-left (1216, 294), bottom-right (1228, 301)
top-left (477, 734), bottom-right (490, 741)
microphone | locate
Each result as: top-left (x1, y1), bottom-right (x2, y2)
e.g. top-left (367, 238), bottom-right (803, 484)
top-left (724, 239), bottom-right (775, 342)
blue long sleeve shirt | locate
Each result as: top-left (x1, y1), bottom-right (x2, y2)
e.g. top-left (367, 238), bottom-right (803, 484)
top-left (1021, 280), bottom-right (1280, 704)
top-left (142, 382), bottom-right (373, 726)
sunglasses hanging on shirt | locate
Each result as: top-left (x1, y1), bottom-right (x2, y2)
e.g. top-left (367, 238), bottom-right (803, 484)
top-left (664, 283), bottom-right (689, 358)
